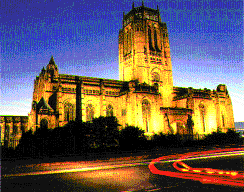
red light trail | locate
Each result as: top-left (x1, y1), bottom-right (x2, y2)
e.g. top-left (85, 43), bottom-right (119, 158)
top-left (149, 148), bottom-right (244, 187)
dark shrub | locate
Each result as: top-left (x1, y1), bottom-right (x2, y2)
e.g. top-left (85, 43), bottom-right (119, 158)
top-left (119, 126), bottom-right (146, 150)
top-left (203, 129), bottom-right (242, 146)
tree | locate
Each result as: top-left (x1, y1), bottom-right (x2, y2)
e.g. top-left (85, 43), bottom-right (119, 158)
top-left (90, 116), bottom-right (120, 150)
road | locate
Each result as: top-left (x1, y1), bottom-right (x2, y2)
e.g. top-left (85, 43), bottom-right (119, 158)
top-left (2, 148), bottom-right (244, 192)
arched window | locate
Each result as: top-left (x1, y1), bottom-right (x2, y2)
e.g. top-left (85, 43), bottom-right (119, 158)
top-left (154, 28), bottom-right (161, 52)
top-left (142, 99), bottom-right (151, 132)
top-left (86, 104), bottom-right (94, 122)
top-left (13, 125), bottom-right (19, 135)
top-left (64, 102), bottom-right (75, 122)
top-left (199, 104), bottom-right (205, 132)
top-left (106, 104), bottom-right (113, 117)
top-left (151, 72), bottom-right (160, 82)
top-left (40, 119), bottom-right (48, 129)
top-left (4, 125), bottom-right (10, 142)
top-left (222, 114), bottom-right (225, 128)
top-left (148, 27), bottom-right (155, 51)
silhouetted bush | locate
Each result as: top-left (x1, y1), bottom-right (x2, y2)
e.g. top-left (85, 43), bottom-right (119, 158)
top-left (203, 129), bottom-right (242, 146)
top-left (165, 134), bottom-right (183, 147)
top-left (119, 126), bottom-right (146, 150)
top-left (4, 124), bottom-right (242, 160)
top-left (89, 116), bottom-right (120, 151)
top-left (15, 129), bottom-right (36, 158)
top-left (2, 146), bottom-right (16, 159)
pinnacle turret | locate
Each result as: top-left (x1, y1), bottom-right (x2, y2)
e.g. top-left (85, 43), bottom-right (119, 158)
top-left (49, 55), bottom-right (56, 65)
top-left (46, 55), bottom-right (59, 79)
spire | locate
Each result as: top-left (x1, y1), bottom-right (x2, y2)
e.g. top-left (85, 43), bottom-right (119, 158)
top-left (49, 55), bottom-right (56, 65)
top-left (157, 5), bottom-right (159, 11)
top-left (142, 0), bottom-right (144, 7)
top-left (47, 55), bottom-right (58, 75)
top-left (41, 67), bottom-right (46, 75)
top-left (132, 2), bottom-right (134, 9)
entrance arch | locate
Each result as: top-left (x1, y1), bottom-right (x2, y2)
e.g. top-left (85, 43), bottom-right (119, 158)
top-left (171, 120), bottom-right (187, 135)
top-left (40, 119), bottom-right (48, 129)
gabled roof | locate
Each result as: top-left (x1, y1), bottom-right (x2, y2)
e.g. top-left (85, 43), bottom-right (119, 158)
top-left (37, 97), bottom-right (54, 112)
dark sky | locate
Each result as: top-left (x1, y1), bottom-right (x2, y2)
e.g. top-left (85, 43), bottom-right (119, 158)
top-left (1, 0), bottom-right (243, 122)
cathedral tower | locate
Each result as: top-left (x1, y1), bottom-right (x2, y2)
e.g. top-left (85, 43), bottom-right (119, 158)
top-left (119, 3), bottom-right (173, 106)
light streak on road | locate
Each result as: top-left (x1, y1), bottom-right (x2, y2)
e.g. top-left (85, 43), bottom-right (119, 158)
top-left (2, 162), bottom-right (149, 177)
top-left (154, 150), bottom-right (244, 164)
top-left (3, 148), bottom-right (243, 179)
top-left (149, 148), bottom-right (244, 187)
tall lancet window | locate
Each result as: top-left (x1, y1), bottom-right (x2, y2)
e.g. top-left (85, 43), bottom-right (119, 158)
top-left (148, 27), bottom-right (155, 51)
top-left (142, 99), bottom-right (151, 132)
top-left (126, 33), bottom-right (128, 54)
top-left (86, 104), bottom-right (94, 122)
top-left (64, 102), bottom-right (75, 122)
top-left (106, 104), bottom-right (113, 117)
top-left (222, 114), bottom-right (225, 128)
top-left (199, 104), bottom-right (206, 132)
top-left (154, 29), bottom-right (161, 52)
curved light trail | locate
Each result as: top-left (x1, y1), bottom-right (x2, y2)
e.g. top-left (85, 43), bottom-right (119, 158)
top-left (149, 148), bottom-right (244, 187)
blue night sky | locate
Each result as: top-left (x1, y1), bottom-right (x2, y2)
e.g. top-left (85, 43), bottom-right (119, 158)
top-left (1, 0), bottom-right (243, 122)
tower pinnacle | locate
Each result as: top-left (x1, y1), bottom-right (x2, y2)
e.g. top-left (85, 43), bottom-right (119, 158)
top-left (49, 55), bottom-right (56, 65)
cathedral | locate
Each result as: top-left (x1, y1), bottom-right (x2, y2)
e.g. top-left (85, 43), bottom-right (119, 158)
top-left (25, 4), bottom-right (234, 139)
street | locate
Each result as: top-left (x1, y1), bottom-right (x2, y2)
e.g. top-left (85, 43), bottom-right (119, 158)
top-left (2, 148), bottom-right (244, 191)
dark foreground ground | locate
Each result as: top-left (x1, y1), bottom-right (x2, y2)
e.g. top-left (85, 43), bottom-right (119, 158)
top-left (2, 144), bottom-right (244, 192)
top-left (2, 144), bottom-right (243, 171)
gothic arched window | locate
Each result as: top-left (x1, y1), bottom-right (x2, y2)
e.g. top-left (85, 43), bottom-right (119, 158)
top-left (64, 102), bottom-right (75, 122)
top-left (106, 104), bottom-right (113, 117)
top-left (222, 114), bottom-right (225, 128)
top-left (40, 119), bottom-right (48, 129)
top-left (148, 27), bottom-right (155, 51)
top-left (142, 99), bottom-right (151, 132)
top-left (199, 104), bottom-right (206, 132)
top-left (86, 104), bottom-right (94, 122)
top-left (5, 125), bottom-right (10, 141)
top-left (151, 72), bottom-right (160, 82)
top-left (154, 28), bottom-right (161, 52)
top-left (13, 125), bottom-right (19, 135)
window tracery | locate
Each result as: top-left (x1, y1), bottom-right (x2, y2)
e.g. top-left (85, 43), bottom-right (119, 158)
top-left (86, 104), bottom-right (94, 122)
top-left (106, 104), bottom-right (113, 117)
top-left (64, 102), bottom-right (75, 122)
top-left (142, 99), bottom-right (151, 132)
top-left (151, 72), bottom-right (160, 82)
top-left (199, 104), bottom-right (206, 132)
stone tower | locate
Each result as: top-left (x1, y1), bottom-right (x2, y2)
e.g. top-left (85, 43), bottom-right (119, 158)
top-left (119, 3), bottom-right (173, 106)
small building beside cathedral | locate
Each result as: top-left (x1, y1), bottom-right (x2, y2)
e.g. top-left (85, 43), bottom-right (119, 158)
top-left (1, 4), bottom-right (235, 147)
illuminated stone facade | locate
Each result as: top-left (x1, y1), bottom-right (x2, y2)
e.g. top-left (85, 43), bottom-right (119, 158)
top-left (26, 4), bottom-right (234, 136)
top-left (0, 116), bottom-right (28, 148)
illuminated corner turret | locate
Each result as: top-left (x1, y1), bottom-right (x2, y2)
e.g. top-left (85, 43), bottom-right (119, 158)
top-left (46, 55), bottom-right (59, 80)
top-left (119, 2), bottom-right (173, 106)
